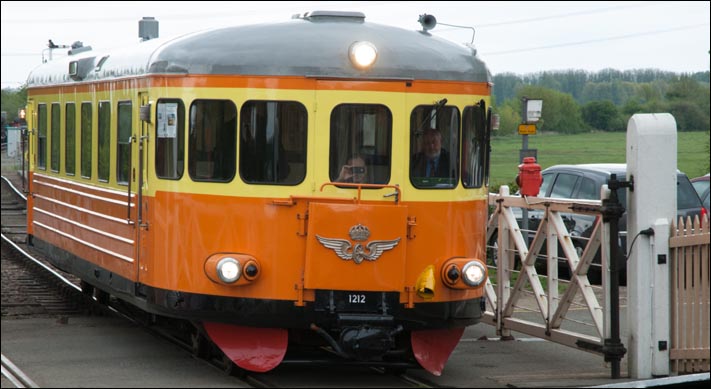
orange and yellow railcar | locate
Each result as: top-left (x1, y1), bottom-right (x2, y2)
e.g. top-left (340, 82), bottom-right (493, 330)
top-left (25, 11), bottom-right (494, 375)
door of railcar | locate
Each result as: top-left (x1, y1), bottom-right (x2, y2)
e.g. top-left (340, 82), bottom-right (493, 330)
top-left (304, 81), bottom-right (409, 293)
top-left (135, 91), bottom-right (150, 282)
top-left (25, 99), bottom-right (36, 235)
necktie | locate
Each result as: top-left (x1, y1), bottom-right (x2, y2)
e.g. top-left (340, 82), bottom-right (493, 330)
top-left (428, 159), bottom-right (436, 177)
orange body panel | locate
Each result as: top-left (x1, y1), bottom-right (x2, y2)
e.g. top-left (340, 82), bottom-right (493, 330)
top-left (137, 190), bottom-right (488, 304)
top-left (30, 173), bottom-right (136, 279)
top-left (305, 202), bottom-right (408, 291)
top-left (28, 75), bottom-right (491, 96)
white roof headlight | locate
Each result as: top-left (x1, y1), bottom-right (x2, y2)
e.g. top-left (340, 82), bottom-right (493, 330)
top-left (217, 257), bottom-right (241, 283)
top-left (461, 261), bottom-right (486, 287)
top-left (349, 41), bottom-right (378, 70)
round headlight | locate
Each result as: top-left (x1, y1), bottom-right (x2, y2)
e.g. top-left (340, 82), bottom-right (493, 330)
top-left (461, 261), bottom-right (486, 287)
top-left (217, 257), bottom-right (241, 283)
top-left (349, 41), bottom-right (377, 69)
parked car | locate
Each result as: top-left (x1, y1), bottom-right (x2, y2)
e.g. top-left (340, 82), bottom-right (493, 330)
top-left (691, 173), bottom-right (710, 215)
top-left (492, 163), bottom-right (705, 284)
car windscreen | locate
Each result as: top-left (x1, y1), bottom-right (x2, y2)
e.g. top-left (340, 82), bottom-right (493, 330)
top-left (677, 175), bottom-right (703, 209)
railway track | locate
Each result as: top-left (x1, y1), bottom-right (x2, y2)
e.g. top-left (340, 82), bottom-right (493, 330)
top-left (1, 354), bottom-right (39, 388)
top-left (0, 176), bottom-right (26, 244)
top-left (2, 174), bottom-right (87, 318)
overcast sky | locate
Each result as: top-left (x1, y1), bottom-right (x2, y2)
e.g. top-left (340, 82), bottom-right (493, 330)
top-left (1, 1), bottom-right (709, 89)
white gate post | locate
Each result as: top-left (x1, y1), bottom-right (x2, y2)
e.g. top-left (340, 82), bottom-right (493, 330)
top-left (496, 185), bottom-right (512, 339)
top-left (626, 113), bottom-right (675, 378)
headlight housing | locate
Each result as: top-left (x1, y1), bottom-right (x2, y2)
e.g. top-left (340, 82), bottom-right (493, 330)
top-left (204, 254), bottom-right (260, 286)
top-left (440, 258), bottom-right (487, 289)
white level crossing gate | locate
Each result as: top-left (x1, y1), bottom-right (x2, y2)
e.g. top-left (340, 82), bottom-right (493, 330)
top-left (483, 186), bottom-right (616, 355)
top-left (480, 114), bottom-right (710, 380)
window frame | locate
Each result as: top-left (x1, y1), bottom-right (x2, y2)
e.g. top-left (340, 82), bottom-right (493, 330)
top-left (188, 99), bottom-right (237, 183)
top-left (37, 104), bottom-right (47, 170)
top-left (328, 103), bottom-right (392, 186)
top-left (409, 104), bottom-right (460, 189)
top-left (239, 100), bottom-right (308, 186)
top-left (97, 101), bottom-right (111, 182)
top-left (50, 103), bottom-right (61, 172)
top-left (461, 104), bottom-right (488, 189)
top-left (116, 101), bottom-right (132, 185)
top-left (65, 103), bottom-right (76, 175)
top-left (80, 102), bottom-right (92, 179)
top-left (155, 99), bottom-right (186, 180)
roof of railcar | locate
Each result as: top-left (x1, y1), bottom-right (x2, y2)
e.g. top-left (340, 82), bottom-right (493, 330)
top-left (27, 11), bottom-right (491, 87)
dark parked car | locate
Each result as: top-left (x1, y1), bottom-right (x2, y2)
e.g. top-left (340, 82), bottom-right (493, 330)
top-left (691, 173), bottom-right (710, 216)
top-left (498, 163), bottom-right (705, 284)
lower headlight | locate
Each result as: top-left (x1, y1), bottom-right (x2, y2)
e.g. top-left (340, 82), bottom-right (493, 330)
top-left (217, 257), bottom-right (241, 283)
top-left (461, 261), bottom-right (486, 286)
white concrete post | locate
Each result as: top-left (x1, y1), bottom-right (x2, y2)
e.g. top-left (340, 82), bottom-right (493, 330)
top-left (651, 218), bottom-right (671, 376)
top-left (626, 113), bottom-right (675, 378)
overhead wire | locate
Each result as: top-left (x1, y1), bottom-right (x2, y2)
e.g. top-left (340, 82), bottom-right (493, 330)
top-left (430, 2), bottom-right (708, 56)
top-left (481, 23), bottom-right (709, 56)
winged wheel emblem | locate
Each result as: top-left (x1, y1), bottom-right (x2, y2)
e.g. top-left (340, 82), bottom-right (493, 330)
top-left (316, 224), bottom-right (400, 264)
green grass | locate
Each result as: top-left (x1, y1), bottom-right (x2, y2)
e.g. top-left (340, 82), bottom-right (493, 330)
top-left (489, 131), bottom-right (710, 189)
top-left (487, 266), bottom-right (569, 294)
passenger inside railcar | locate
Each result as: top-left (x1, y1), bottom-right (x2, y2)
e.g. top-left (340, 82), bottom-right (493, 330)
top-left (328, 104), bottom-right (392, 185)
top-left (336, 155), bottom-right (368, 183)
top-left (409, 105), bottom-right (460, 188)
top-left (411, 128), bottom-right (450, 178)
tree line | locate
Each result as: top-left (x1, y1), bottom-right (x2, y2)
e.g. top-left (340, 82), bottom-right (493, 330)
top-left (1, 87), bottom-right (28, 125)
top-left (493, 69), bottom-right (710, 135)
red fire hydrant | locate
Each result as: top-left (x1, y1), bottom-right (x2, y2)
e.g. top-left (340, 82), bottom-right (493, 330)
top-left (516, 157), bottom-right (542, 196)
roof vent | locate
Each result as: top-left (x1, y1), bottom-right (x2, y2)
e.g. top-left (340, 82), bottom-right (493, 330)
top-left (139, 17), bottom-right (159, 41)
top-left (301, 11), bottom-right (365, 22)
top-left (68, 41), bottom-right (92, 55)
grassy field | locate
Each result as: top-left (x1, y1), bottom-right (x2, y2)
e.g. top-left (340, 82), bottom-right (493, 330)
top-left (489, 131), bottom-right (710, 189)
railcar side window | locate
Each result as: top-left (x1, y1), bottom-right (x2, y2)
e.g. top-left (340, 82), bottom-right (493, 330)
top-left (240, 101), bottom-right (307, 185)
top-left (462, 105), bottom-right (488, 188)
top-left (328, 104), bottom-right (392, 185)
top-left (37, 104), bottom-right (47, 170)
top-left (51, 103), bottom-right (60, 172)
top-left (81, 102), bottom-right (92, 178)
top-left (98, 101), bottom-right (111, 182)
top-left (117, 101), bottom-right (132, 185)
top-left (156, 100), bottom-right (185, 180)
top-left (189, 100), bottom-right (236, 182)
top-left (65, 103), bottom-right (76, 175)
top-left (409, 104), bottom-right (460, 188)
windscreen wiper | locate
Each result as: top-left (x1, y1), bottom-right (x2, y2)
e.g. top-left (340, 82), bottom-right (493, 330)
top-left (414, 98), bottom-right (447, 135)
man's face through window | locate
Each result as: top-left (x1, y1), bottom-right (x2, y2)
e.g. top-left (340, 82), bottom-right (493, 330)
top-left (423, 129), bottom-right (442, 160)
